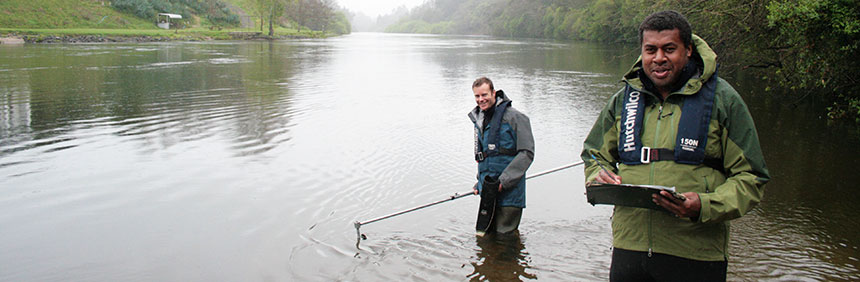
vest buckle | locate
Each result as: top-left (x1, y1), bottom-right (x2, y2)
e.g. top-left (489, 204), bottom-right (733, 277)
top-left (640, 147), bottom-right (651, 164)
top-left (475, 152), bottom-right (485, 162)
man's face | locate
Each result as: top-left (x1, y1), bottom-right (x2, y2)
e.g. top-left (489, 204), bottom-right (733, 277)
top-left (641, 29), bottom-right (691, 95)
top-left (473, 83), bottom-right (496, 111)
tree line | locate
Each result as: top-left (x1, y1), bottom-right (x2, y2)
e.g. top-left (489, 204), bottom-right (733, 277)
top-left (386, 0), bottom-right (860, 124)
top-left (112, 0), bottom-right (239, 26)
top-left (111, 0), bottom-right (350, 35)
top-left (252, 0), bottom-right (350, 36)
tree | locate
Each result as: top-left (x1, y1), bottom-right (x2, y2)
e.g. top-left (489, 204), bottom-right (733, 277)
top-left (253, 0), bottom-right (267, 32)
top-left (764, 0), bottom-right (860, 122)
top-left (253, 0), bottom-right (289, 36)
top-left (330, 11), bottom-right (351, 34)
top-left (267, 0), bottom-right (286, 36)
top-left (287, 0), bottom-right (305, 31)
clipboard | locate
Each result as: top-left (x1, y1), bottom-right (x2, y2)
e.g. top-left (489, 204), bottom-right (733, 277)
top-left (585, 182), bottom-right (684, 211)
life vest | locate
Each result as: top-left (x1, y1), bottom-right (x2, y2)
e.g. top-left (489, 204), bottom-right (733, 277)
top-left (474, 100), bottom-right (516, 162)
top-left (618, 72), bottom-right (723, 171)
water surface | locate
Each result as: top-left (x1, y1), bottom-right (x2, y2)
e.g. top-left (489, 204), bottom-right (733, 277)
top-left (1, 33), bottom-right (857, 281)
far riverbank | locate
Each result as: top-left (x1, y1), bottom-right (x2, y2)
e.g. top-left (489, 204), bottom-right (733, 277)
top-left (0, 27), bottom-right (336, 44)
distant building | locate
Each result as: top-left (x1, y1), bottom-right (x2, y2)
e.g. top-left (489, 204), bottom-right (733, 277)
top-left (157, 13), bottom-right (182, 29)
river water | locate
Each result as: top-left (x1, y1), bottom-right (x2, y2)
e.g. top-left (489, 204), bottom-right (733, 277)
top-left (1, 33), bottom-right (857, 281)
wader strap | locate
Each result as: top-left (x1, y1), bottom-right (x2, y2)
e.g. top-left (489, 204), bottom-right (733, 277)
top-left (641, 147), bottom-right (724, 173)
top-left (476, 147), bottom-right (518, 161)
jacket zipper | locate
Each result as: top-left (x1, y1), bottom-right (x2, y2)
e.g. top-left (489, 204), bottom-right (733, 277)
top-left (704, 176), bottom-right (710, 193)
top-left (652, 103), bottom-right (663, 184)
top-left (647, 103), bottom-right (664, 257)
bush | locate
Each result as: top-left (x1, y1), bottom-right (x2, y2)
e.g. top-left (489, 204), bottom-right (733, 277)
top-left (112, 0), bottom-right (156, 19)
top-left (766, 0), bottom-right (860, 123)
top-left (112, 0), bottom-right (238, 26)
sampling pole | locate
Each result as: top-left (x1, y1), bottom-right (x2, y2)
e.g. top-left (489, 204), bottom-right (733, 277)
top-left (354, 161), bottom-right (584, 246)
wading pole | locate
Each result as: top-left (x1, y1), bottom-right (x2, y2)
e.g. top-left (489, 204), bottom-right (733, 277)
top-left (354, 161), bottom-right (584, 247)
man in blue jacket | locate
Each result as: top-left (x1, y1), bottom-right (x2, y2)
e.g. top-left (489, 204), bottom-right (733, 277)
top-left (469, 77), bottom-right (535, 235)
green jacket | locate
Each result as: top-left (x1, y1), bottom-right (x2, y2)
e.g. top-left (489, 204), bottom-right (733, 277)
top-left (581, 35), bottom-right (770, 261)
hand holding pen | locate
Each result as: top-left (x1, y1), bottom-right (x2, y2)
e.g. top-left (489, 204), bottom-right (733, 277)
top-left (589, 152), bottom-right (621, 184)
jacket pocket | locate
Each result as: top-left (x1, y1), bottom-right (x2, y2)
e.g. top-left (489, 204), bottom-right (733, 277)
top-left (498, 123), bottom-right (517, 150)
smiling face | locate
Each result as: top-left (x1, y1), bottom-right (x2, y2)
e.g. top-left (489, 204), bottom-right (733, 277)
top-left (640, 28), bottom-right (692, 98)
top-left (473, 83), bottom-right (496, 111)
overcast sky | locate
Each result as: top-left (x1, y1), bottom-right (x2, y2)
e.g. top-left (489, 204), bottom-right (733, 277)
top-left (336, 0), bottom-right (427, 18)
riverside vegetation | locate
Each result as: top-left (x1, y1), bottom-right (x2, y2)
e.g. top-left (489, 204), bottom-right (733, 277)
top-left (386, 0), bottom-right (860, 126)
top-left (0, 0), bottom-right (351, 41)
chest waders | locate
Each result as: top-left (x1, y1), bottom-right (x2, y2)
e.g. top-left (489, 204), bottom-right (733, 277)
top-left (474, 100), bottom-right (516, 234)
top-left (618, 72), bottom-right (723, 171)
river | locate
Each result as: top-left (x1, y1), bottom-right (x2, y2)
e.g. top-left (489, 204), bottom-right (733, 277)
top-left (1, 32), bottom-right (857, 281)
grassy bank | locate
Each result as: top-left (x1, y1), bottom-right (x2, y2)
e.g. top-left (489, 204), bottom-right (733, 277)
top-left (0, 0), bottom-right (153, 29)
top-left (1, 27), bottom-right (334, 41)
top-left (0, 0), bottom-right (339, 41)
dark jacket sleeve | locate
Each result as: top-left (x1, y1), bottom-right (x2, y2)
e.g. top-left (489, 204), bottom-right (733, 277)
top-left (499, 109), bottom-right (535, 190)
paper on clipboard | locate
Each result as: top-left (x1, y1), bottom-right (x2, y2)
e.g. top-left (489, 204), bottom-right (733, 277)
top-left (585, 182), bottom-right (683, 211)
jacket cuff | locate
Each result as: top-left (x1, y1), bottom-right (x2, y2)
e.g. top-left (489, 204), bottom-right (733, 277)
top-left (498, 176), bottom-right (511, 191)
top-left (697, 192), bottom-right (711, 223)
top-left (585, 166), bottom-right (601, 183)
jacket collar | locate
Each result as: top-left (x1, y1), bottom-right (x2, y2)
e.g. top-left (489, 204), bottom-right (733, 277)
top-left (469, 89), bottom-right (511, 122)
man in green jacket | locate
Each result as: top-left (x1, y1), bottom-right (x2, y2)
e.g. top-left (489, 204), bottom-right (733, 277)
top-left (581, 11), bottom-right (770, 281)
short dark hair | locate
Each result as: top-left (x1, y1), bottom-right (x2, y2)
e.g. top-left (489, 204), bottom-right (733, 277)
top-left (638, 10), bottom-right (692, 49)
top-left (472, 77), bottom-right (494, 92)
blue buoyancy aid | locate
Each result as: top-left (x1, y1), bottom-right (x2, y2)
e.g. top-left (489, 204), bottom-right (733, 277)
top-left (473, 98), bottom-right (526, 208)
top-left (618, 71), bottom-right (721, 170)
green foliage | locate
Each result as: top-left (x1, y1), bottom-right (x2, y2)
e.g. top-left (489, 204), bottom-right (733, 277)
top-left (765, 0), bottom-right (860, 122)
top-left (1, 26), bottom-right (334, 40)
top-left (329, 11), bottom-right (351, 35)
top-left (0, 0), bottom-right (244, 29)
top-left (0, 0), bottom-right (154, 29)
top-left (111, 0), bottom-right (156, 19)
top-left (386, 20), bottom-right (454, 34)
top-left (282, 0), bottom-right (349, 34)
top-left (111, 0), bottom-right (240, 26)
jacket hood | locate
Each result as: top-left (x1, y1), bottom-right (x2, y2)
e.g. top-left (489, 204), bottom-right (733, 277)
top-left (494, 89), bottom-right (511, 104)
top-left (622, 34), bottom-right (717, 96)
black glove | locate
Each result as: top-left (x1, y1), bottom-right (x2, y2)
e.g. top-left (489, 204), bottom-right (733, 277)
top-left (476, 175), bottom-right (500, 234)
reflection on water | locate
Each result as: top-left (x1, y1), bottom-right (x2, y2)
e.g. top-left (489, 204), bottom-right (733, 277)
top-left (0, 42), bottom-right (300, 160)
top-left (0, 33), bottom-right (858, 281)
top-left (469, 232), bottom-right (537, 281)
top-left (725, 73), bottom-right (860, 281)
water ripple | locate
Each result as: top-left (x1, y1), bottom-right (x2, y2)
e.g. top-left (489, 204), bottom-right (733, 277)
top-left (1, 35), bottom-right (858, 281)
